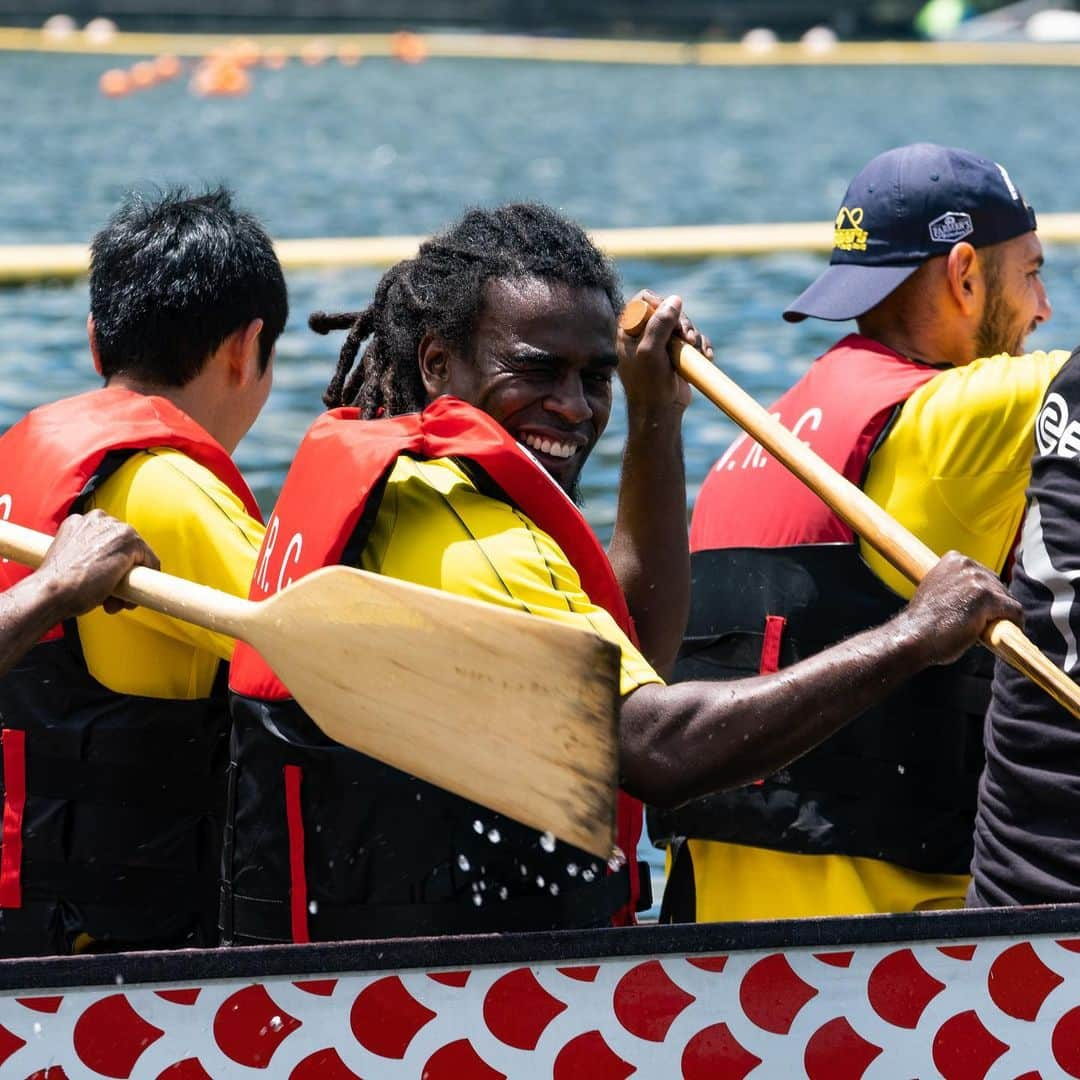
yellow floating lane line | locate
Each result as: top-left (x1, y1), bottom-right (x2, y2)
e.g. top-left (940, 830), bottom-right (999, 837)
top-left (6, 215), bottom-right (1080, 285)
top-left (5, 27), bottom-right (1080, 67)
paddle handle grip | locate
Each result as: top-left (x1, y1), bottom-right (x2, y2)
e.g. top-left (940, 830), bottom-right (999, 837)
top-left (0, 517), bottom-right (254, 640)
top-left (620, 298), bottom-right (1080, 722)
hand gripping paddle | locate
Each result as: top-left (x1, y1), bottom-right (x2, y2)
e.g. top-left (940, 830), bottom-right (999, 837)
top-left (620, 296), bottom-right (1080, 722)
top-left (0, 518), bottom-right (621, 857)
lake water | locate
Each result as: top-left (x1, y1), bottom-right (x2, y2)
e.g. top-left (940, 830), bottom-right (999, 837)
top-left (5, 50), bottom-right (1080, 914)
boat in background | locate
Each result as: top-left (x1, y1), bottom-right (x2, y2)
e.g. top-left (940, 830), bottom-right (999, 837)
top-left (4, 903), bottom-right (1080, 1076)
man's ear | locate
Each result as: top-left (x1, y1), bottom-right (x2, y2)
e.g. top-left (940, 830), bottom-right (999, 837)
top-left (418, 331), bottom-right (451, 399)
top-left (87, 314), bottom-right (103, 377)
top-left (228, 318), bottom-right (265, 385)
top-left (944, 242), bottom-right (982, 316)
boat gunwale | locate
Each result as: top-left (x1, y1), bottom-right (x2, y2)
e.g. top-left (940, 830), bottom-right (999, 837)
top-left (1, 901), bottom-right (1079, 993)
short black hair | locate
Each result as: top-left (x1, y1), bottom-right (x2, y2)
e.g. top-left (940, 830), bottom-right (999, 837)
top-left (312, 202), bottom-right (622, 416)
top-left (90, 186), bottom-right (288, 387)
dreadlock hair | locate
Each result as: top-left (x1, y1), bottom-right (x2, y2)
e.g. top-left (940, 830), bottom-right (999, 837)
top-left (311, 203), bottom-right (623, 417)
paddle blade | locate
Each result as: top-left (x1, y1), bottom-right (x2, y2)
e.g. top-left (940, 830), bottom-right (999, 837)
top-left (249, 566), bottom-right (622, 858)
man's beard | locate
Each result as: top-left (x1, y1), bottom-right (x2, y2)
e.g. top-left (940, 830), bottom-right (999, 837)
top-left (975, 273), bottom-right (1029, 358)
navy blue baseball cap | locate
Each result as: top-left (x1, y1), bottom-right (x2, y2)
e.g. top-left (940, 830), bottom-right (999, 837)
top-left (784, 143), bottom-right (1038, 323)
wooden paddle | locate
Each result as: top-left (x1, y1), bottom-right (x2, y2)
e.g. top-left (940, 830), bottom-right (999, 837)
top-left (620, 297), bottom-right (1080, 721)
top-left (0, 518), bottom-right (620, 857)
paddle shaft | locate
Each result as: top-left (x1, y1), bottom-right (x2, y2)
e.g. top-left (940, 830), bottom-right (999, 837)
top-left (0, 517), bottom-right (254, 639)
top-left (621, 298), bottom-right (1080, 721)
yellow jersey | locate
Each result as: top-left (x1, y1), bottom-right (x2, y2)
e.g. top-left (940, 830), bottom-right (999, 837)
top-left (81, 447), bottom-right (264, 698)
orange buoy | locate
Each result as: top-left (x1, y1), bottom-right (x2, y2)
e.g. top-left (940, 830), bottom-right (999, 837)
top-left (130, 60), bottom-right (158, 89)
top-left (154, 54), bottom-right (182, 80)
top-left (230, 38), bottom-right (262, 67)
top-left (337, 42), bottom-right (363, 66)
top-left (99, 67), bottom-right (131, 97)
top-left (262, 46), bottom-right (288, 69)
top-left (391, 30), bottom-right (428, 64)
top-left (300, 38), bottom-right (329, 65)
top-left (190, 59), bottom-right (251, 97)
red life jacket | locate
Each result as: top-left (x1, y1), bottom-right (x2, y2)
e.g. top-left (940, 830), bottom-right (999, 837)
top-left (690, 335), bottom-right (941, 551)
top-left (652, 337), bottom-right (990, 910)
top-left (228, 396), bottom-right (644, 941)
top-left (0, 387), bottom-right (261, 956)
top-left (0, 386), bottom-right (260, 634)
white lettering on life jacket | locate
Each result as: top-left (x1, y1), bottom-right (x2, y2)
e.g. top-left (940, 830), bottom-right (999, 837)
top-left (0, 494), bottom-right (10, 564)
top-left (256, 515), bottom-right (279, 594)
top-left (1035, 392), bottom-right (1080, 460)
top-left (277, 532), bottom-right (303, 592)
top-left (713, 407), bottom-right (823, 473)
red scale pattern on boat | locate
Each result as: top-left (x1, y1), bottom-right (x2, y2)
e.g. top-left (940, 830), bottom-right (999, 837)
top-left (1053, 1004), bottom-right (1080, 1077)
top-left (349, 976), bottom-right (436, 1059)
top-left (804, 1017), bottom-right (882, 1080)
top-left (422, 1038), bottom-right (505, 1079)
top-left (16, 996), bottom-right (63, 1013)
top-left (867, 948), bottom-right (946, 1029)
top-left (483, 968), bottom-right (567, 1051)
top-left (290, 1047), bottom-right (363, 1079)
top-left (427, 971), bottom-right (470, 987)
top-left (613, 960), bottom-right (696, 1042)
top-left (156, 1059), bottom-right (212, 1079)
top-left (681, 1022), bottom-right (762, 1079)
top-left (932, 1009), bottom-right (1009, 1080)
top-left (74, 994), bottom-right (165, 1078)
top-left (213, 985), bottom-right (301, 1068)
top-left (739, 954), bottom-right (818, 1034)
top-left (155, 989), bottom-right (201, 1006)
top-left (553, 1031), bottom-right (636, 1080)
top-left (988, 942), bottom-right (1063, 1021)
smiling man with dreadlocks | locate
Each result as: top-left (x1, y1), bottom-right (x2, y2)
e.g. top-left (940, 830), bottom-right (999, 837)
top-left (224, 202), bottom-right (1019, 944)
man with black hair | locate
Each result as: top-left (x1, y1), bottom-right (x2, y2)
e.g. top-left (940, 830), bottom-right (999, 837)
top-left (661, 143), bottom-right (1064, 925)
top-left (0, 187), bottom-right (286, 956)
top-left (223, 202), bottom-right (1017, 945)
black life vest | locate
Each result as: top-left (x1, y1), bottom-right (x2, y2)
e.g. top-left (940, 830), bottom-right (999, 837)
top-left (0, 387), bottom-right (262, 956)
top-left (225, 396), bottom-right (646, 944)
top-left (651, 338), bottom-right (992, 882)
top-left (972, 350), bottom-right (1080, 907)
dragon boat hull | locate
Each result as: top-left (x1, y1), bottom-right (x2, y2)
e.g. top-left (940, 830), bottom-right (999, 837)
top-left (3, 904), bottom-right (1080, 1077)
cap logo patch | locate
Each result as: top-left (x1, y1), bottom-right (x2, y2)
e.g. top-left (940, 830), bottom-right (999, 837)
top-left (834, 206), bottom-right (868, 252)
top-left (929, 211), bottom-right (973, 243)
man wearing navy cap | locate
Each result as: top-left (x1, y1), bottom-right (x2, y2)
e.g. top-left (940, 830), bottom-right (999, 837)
top-left (651, 143), bottom-right (1066, 924)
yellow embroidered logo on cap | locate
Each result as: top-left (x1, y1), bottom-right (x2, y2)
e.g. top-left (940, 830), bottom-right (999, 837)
top-left (834, 206), bottom-right (868, 252)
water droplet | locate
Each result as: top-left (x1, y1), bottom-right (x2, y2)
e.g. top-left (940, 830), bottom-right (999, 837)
top-left (519, 864), bottom-right (529, 876)
top-left (457, 854), bottom-right (471, 872)
top-left (498, 886), bottom-right (509, 900)
top-left (114, 973), bottom-right (124, 985)
top-left (539, 831), bottom-right (556, 852)
top-left (549, 882), bottom-right (560, 895)
top-left (582, 868), bottom-right (596, 882)
top-left (608, 846), bottom-right (627, 872)
top-left (308, 899), bottom-right (319, 915)
top-left (535, 875), bottom-right (545, 888)
top-left (472, 893), bottom-right (483, 907)
top-left (32, 1022), bottom-right (42, 1036)
top-left (472, 819), bottom-right (484, 834)
top-left (566, 862), bottom-right (579, 877)
top-left (897, 764), bottom-right (906, 774)
top-left (269, 1015), bottom-right (284, 1032)
top-left (487, 828), bottom-right (501, 844)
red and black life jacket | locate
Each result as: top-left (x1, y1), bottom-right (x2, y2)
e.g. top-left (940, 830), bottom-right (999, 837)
top-left (652, 337), bottom-right (994, 909)
top-left (0, 387), bottom-right (261, 956)
top-left (225, 396), bottom-right (647, 944)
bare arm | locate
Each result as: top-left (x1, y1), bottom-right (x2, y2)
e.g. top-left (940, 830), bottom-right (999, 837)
top-left (0, 511), bottom-right (158, 677)
top-left (609, 292), bottom-right (713, 678)
top-left (619, 551), bottom-right (1022, 807)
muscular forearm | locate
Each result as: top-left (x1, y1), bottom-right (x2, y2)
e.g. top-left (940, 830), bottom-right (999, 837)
top-left (619, 608), bottom-right (940, 808)
top-left (608, 406), bottom-right (689, 678)
top-left (0, 574), bottom-right (71, 678)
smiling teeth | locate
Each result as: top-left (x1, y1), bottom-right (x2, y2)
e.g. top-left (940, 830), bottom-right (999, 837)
top-left (523, 434), bottom-right (578, 460)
